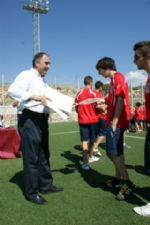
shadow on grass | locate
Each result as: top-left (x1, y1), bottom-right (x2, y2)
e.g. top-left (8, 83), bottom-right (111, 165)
top-left (121, 178), bottom-right (150, 205)
top-left (74, 145), bottom-right (82, 151)
top-left (74, 143), bottom-right (106, 151)
top-left (124, 164), bottom-right (150, 205)
top-left (9, 170), bottom-right (24, 194)
top-left (126, 164), bottom-right (150, 177)
top-left (99, 142), bottom-right (106, 150)
top-left (61, 150), bottom-right (112, 189)
top-left (52, 165), bottom-right (77, 175)
top-left (60, 150), bottom-right (147, 205)
top-left (134, 186), bottom-right (150, 203)
top-left (124, 189), bottom-right (149, 206)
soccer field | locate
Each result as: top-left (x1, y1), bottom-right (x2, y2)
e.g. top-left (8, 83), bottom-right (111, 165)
top-left (0, 121), bottom-right (150, 225)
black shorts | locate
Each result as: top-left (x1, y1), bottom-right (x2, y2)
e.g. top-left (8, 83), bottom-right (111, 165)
top-left (97, 119), bottom-right (107, 136)
top-left (79, 123), bottom-right (98, 143)
top-left (106, 126), bottom-right (125, 156)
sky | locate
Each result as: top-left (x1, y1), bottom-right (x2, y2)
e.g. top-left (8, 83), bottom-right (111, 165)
top-left (0, 0), bottom-right (150, 87)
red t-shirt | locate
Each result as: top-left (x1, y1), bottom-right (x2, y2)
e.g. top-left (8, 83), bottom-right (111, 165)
top-left (144, 75), bottom-right (150, 122)
top-left (130, 107), bottom-right (135, 120)
top-left (106, 72), bottom-right (130, 129)
top-left (142, 106), bottom-right (146, 120)
top-left (134, 107), bottom-right (144, 120)
top-left (94, 90), bottom-right (107, 120)
top-left (75, 87), bottom-right (98, 124)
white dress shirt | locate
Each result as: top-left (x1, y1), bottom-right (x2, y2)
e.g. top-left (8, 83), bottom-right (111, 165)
top-left (8, 68), bottom-right (50, 114)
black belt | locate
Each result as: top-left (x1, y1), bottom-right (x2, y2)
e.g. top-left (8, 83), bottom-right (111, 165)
top-left (23, 108), bottom-right (49, 119)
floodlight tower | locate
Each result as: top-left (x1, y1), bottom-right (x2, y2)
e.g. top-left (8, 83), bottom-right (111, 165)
top-left (23, 0), bottom-right (49, 55)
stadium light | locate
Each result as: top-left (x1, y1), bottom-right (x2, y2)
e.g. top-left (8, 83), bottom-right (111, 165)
top-left (23, 0), bottom-right (49, 54)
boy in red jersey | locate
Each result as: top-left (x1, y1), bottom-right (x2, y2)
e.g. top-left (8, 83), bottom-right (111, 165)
top-left (133, 41), bottom-right (150, 217)
top-left (96, 57), bottom-right (134, 200)
top-left (75, 76), bottom-right (99, 170)
top-left (134, 102), bottom-right (144, 133)
top-left (129, 107), bottom-right (136, 132)
top-left (93, 81), bottom-right (107, 156)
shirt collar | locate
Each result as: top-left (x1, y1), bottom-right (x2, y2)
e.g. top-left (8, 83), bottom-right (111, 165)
top-left (30, 68), bottom-right (40, 75)
top-left (30, 68), bottom-right (45, 80)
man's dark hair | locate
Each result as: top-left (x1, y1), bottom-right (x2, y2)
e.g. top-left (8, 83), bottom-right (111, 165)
top-left (133, 41), bottom-right (150, 57)
top-left (95, 81), bottom-right (104, 89)
top-left (32, 52), bottom-right (48, 67)
top-left (96, 57), bottom-right (117, 71)
top-left (84, 75), bottom-right (93, 85)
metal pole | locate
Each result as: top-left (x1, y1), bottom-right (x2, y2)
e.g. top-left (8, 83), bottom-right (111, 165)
top-left (33, 12), bottom-right (40, 54)
top-left (23, 0), bottom-right (49, 55)
top-left (1, 74), bottom-right (4, 105)
top-left (54, 76), bottom-right (57, 89)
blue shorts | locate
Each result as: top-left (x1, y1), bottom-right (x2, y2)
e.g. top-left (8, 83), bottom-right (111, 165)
top-left (106, 126), bottom-right (125, 156)
top-left (79, 123), bottom-right (98, 143)
top-left (97, 119), bottom-right (107, 136)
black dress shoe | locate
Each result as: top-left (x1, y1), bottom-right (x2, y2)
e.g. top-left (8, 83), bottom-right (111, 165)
top-left (40, 185), bottom-right (64, 194)
top-left (26, 194), bottom-right (47, 205)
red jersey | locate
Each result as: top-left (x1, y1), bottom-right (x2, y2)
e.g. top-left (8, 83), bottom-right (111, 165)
top-left (144, 75), bottom-right (150, 122)
top-left (75, 87), bottom-right (98, 124)
top-left (134, 107), bottom-right (144, 120)
top-left (106, 72), bottom-right (130, 129)
top-left (94, 90), bottom-right (107, 120)
top-left (142, 105), bottom-right (146, 120)
top-left (130, 107), bottom-right (135, 120)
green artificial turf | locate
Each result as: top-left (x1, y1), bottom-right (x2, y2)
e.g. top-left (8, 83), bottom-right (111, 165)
top-left (0, 121), bottom-right (150, 225)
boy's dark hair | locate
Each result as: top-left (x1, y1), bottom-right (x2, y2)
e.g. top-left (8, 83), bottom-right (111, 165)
top-left (95, 81), bottom-right (104, 89)
top-left (84, 75), bottom-right (93, 85)
top-left (135, 102), bottom-right (142, 107)
top-left (96, 57), bottom-right (117, 71)
top-left (133, 41), bottom-right (150, 57)
top-left (32, 52), bottom-right (48, 67)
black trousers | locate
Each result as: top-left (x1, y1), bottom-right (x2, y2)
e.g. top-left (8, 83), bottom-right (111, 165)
top-left (144, 127), bottom-right (150, 171)
top-left (18, 109), bottom-right (53, 198)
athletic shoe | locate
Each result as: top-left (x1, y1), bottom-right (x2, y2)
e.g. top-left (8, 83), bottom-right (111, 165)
top-left (133, 203), bottom-right (150, 217)
top-left (93, 148), bottom-right (102, 156)
top-left (82, 163), bottom-right (90, 170)
top-left (89, 156), bottom-right (100, 163)
top-left (136, 129), bottom-right (142, 133)
top-left (116, 181), bottom-right (135, 200)
top-left (96, 151), bottom-right (102, 156)
top-left (106, 178), bottom-right (123, 189)
top-left (123, 143), bottom-right (131, 149)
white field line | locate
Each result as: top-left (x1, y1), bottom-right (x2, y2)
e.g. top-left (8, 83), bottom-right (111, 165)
top-left (50, 130), bottom-right (79, 136)
top-left (50, 130), bottom-right (145, 140)
top-left (126, 135), bottom-right (145, 140)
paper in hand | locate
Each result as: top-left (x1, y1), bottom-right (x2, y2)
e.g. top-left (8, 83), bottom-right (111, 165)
top-left (45, 86), bottom-right (74, 113)
top-left (76, 97), bottom-right (105, 105)
top-left (46, 100), bottom-right (69, 120)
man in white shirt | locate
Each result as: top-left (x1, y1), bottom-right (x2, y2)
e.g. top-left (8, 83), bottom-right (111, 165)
top-left (8, 52), bottom-right (63, 205)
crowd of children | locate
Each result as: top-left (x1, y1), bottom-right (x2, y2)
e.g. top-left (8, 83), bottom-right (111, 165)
top-left (74, 41), bottom-right (150, 217)
top-left (74, 77), bottom-right (147, 172)
top-left (129, 102), bottom-right (146, 133)
top-left (75, 57), bottom-right (135, 202)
